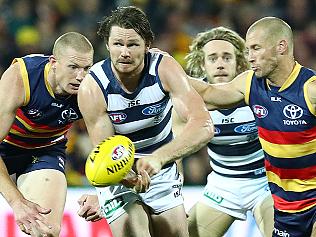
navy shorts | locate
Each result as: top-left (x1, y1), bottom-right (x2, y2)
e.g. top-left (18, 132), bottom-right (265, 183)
top-left (273, 206), bottom-right (316, 237)
top-left (0, 142), bottom-right (67, 177)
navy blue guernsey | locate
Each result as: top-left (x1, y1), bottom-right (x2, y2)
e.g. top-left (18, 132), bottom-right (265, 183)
top-left (245, 62), bottom-right (316, 213)
top-left (4, 55), bottom-right (82, 149)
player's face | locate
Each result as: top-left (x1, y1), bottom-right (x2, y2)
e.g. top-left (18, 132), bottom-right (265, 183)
top-left (54, 47), bottom-right (93, 95)
top-left (245, 29), bottom-right (278, 78)
top-left (107, 26), bottom-right (147, 75)
top-left (202, 40), bottom-right (237, 84)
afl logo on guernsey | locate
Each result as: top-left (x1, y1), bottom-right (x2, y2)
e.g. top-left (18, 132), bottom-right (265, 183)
top-left (252, 105), bottom-right (268, 118)
top-left (109, 112), bottom-right (127, 123)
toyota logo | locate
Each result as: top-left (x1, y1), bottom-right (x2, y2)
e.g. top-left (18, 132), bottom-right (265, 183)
top-left (283, 104), bottom-right (303, 119)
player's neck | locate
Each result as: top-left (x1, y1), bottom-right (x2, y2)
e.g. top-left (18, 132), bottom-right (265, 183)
top-left (111, 63), bottom-right (144, 93)
top-left (47, 68), bottom-right (70, 98)
top-left (267, 57), bottom-right (296, 87)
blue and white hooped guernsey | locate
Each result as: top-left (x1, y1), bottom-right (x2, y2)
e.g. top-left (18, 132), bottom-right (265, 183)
top-left (207, 105), bottom-right (265, 179)
top-left (89, 52), bottom-right (173, 154)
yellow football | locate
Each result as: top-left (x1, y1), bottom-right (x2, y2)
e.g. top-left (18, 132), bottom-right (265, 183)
top-left (85, 135), bottom-right (135, 187)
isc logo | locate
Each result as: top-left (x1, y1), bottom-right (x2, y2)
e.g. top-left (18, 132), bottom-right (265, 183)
top-left (128, 100), bottom-right (140, 107)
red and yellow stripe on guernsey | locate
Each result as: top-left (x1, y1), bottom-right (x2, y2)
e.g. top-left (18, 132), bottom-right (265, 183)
top-left (258, 126), bottom-right (316, 158)
top-left (15, 108), bottom-right (71, 133)
top-left (4, 108), bottom-right (71, 148)
top-left (261, 125), bottom-right (316, 212)
top-left (266, 161), bottom-right (316, 212)
top-left (272, 194), bottom-right (316, 213)
top-left (4, 135), bottom-right (66, 149)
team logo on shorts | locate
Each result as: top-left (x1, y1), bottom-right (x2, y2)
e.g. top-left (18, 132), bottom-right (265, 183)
top-left (31, 156), bottom-right (39, 163)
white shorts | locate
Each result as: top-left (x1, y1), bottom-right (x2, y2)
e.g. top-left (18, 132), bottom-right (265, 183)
top-left (200, 172), bottom-right (271, 220)
top-left (96, 162), bottom-right (184, 224)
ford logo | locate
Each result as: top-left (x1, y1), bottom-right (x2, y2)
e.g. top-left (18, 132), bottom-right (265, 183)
top-left (234, 122), bottom-right (257, 134)
top-left (142, 101), bottom-right (167, 115)
top-left (214, 127), bottom-right (221, 135)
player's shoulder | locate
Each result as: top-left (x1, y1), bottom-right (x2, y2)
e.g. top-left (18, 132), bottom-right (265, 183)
top-left (235, 70), bottom-right (253, 80)
top-left (90, 59), bottom-right (106, 73)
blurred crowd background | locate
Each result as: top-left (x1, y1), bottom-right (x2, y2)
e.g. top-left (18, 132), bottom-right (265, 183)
top-left (1, 0), bottom-right (315, 186)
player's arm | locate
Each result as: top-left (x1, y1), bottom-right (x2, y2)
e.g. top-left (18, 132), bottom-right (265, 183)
top-left (137, 55), bottom-right (214, 176)
top-left (189, 71), bottom-right (249, 110)
top-left (307, 79), bottom-right (316, 112)
top-left (0, 63), bottom-right (52, 234)
top-left (172, 109), bottom-right (185, 180)
top-left (78, 74), bottom-right (115, 146)
top-left (172, 109), bottom-right (211, 182)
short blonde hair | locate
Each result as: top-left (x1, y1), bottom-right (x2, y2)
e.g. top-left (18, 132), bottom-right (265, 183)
top-left (53, 32), bottom-right (93, 57)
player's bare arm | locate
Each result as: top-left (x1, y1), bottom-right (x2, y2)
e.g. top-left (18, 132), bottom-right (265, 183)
top-left (0, 62), bottom-right (52, 234)
top-left (136, 55), bottom-right (214, 176)
top-left (189, 71), bottom-right (250, 110)
top-left (78, 74), bottom-right (115, 146)
top-left (307, 80), bottom-right (316, 112)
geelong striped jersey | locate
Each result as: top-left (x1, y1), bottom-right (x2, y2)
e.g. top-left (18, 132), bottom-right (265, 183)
top-left (89, 52), bottom-right (173, 154)
top-left (3, 55), bottom-right (81, 149)
top-left (208, 104), bottom-right (265, 178)
top-left (245, 62), bottom-right (316, 213)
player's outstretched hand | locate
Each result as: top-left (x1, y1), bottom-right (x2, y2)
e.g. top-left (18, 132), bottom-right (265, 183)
top-left (11, 198), bottom-right (52, 235)
top-left (77, 194), bottom-right (103, 222)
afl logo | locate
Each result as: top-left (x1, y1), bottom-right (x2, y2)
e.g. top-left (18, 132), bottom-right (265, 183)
top-left (283, 104), bottom-right (303, 119)
top-left (252, 105), bottom-right (268, 118)
top-left (109, 112), bottom-right (127, 123)
top-left (111, 145), bottom-right (126, 160)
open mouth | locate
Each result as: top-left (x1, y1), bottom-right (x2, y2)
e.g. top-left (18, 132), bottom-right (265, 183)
top-left (70, 83), bottom-right (80, 88)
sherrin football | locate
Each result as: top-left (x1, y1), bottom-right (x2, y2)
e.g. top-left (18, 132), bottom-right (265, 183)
top-left (85, 135), bottom-right (135, 187)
